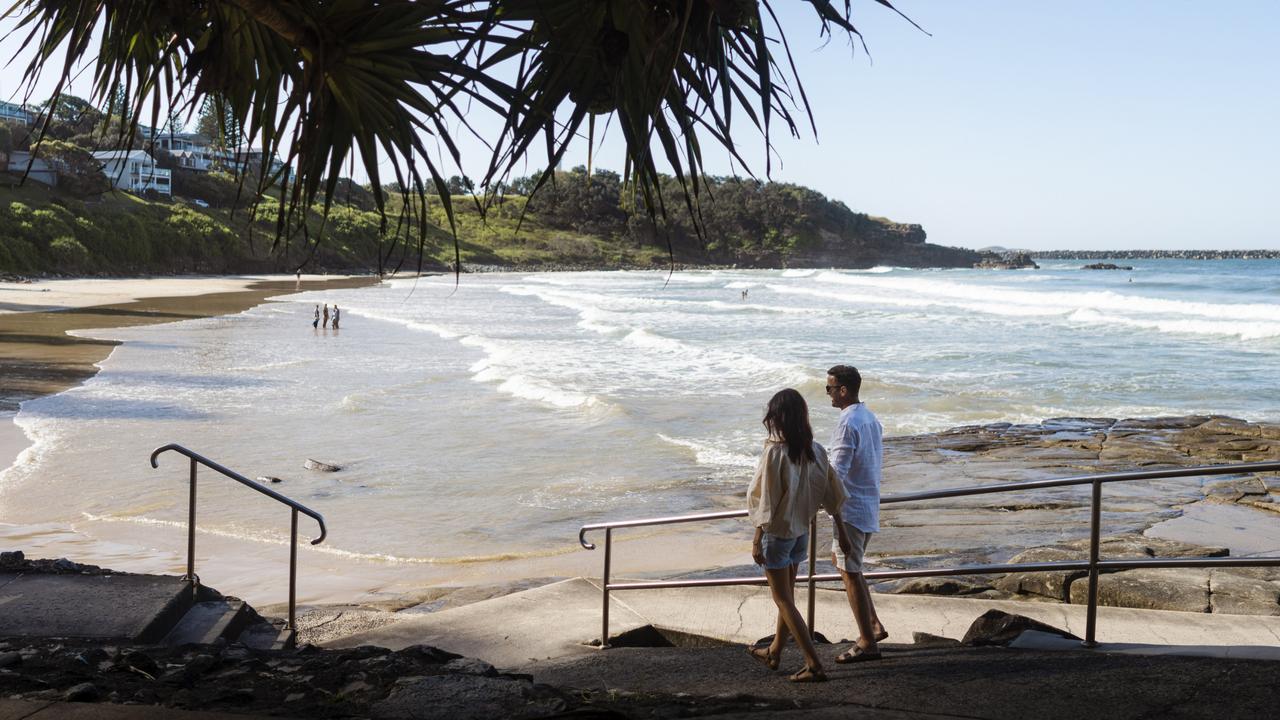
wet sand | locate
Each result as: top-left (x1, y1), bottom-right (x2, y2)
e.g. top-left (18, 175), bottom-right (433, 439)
top-left (0, 275), bottom-right (377, 414)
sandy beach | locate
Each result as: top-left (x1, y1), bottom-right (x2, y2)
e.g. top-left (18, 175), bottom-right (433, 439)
top-left (0, 275), bottom-right (377, 412)
top-left (0, 275), bottom-right (377, 467)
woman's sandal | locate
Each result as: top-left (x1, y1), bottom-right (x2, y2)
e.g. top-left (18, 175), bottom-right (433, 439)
top-left (788, 666), bottom-right (828, 683)
top-left (835, 645), bottom-right (884, 664)
top-left (747, 645), bottom-right (780, 671)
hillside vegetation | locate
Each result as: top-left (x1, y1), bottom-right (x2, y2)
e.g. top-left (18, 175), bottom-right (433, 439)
top-left (0, 165), bottom-right (979, 276)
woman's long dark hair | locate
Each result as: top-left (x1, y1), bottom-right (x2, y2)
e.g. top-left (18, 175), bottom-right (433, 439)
top-left (763, 388), bottom-right (816, 464)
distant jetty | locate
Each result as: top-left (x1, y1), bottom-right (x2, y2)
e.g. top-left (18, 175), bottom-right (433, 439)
top-left (1032, 250), bottom-right (1279, 260)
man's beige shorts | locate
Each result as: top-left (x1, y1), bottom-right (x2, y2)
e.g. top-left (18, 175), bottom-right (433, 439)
top-left (831, 521), bottom-right (872, 574)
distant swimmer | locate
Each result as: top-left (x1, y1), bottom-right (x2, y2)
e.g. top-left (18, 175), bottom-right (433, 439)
top-left (323, 303), bottom-right (330, 329)
top-left (741, 289), bottom-right (749, 300)
top-left (332, 305), bottom-right (341, 330)
top-left (312, 305), bottom-right (320, 329)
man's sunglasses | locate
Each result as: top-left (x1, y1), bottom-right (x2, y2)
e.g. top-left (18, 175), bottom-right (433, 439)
top-left (825, 384), bottom-right (844, 395)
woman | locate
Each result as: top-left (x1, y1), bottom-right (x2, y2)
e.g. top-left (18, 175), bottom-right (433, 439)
top-left (747, 388), bottom-right (852, 683)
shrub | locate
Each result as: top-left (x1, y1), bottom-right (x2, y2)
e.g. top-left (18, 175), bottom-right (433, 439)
top-left (0, 236), bottom-right (41, 272)
top-left (48, 235), bottom-right (90, 270)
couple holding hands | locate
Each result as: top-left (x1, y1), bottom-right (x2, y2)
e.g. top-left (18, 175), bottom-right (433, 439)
top-left (747, 364), bottom-right (887, 683)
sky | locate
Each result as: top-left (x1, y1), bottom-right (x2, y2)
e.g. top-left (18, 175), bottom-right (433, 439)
top-left (2, 1), bottom-right (1277, 251)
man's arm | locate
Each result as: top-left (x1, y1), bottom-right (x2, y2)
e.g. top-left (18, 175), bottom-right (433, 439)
top-left (829, 421), bottom-right (858, 483)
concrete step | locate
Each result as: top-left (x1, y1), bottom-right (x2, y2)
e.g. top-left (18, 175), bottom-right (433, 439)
top-left (164, 600), bottom-right (255, 647)
top-left (0, 572), bottom-right (194, 643)
top-left (239, 621), bottom-right (296, 651)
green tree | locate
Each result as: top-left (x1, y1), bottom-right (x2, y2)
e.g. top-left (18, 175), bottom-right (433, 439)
top-left (38, 140), bottom-right (110, 197)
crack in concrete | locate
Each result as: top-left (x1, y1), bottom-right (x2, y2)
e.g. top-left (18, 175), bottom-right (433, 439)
top-left (732, 591), bottom-right (751, 639)
top-left (14, 700), bottom-right (55, 720)
top-left (304, 610), bottom-right (346, 632)
top-left (0, 572), bottom-right (25, 593)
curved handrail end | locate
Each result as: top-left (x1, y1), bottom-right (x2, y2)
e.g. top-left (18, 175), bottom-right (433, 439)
top-left (579, 527), bottom-right (596, 550)
top-left (310, 516), bottom-right (328, 545)
top-left (150, 443), bottom-right (183, 469)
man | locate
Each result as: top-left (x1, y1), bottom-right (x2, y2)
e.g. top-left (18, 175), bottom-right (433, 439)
top-left (826, 364), bottom-right (888, 662)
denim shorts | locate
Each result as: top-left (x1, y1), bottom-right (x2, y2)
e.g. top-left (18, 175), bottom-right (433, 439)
top-left (760, 532), bottom-right (809, 570)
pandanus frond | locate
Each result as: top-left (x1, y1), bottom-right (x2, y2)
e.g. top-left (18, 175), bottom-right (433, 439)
top-left (3, 0), bottom-right (915, 271)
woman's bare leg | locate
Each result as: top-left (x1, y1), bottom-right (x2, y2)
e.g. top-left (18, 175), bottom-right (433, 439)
top-left (764, 566), bottom-right (822, 672)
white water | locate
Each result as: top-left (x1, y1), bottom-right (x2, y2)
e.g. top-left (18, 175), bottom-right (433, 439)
top-left (1, 261), bottom-right (1276, 602)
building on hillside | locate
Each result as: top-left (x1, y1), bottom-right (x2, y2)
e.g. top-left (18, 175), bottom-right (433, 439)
top-left (0, 100), bottom-right (35, 125)
top-left (141, 128), bottom-right (288, 182)
top-left (225, 144), bottom-right (290, 183)
top-left (148, 130), bottom-right (218, 171)
top-left (91, 150), bottom-right (171, 196)
top-left (3, 151), bottom-right (58, 186)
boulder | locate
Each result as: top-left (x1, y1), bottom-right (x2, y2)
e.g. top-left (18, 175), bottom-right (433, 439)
top-left (1068, 568), bottom-right (1211, 613)
top-left (993, 546), bottom-right (1086, 601)
top-left (303, 459), bottom-right (341, 472)
top-left (1082, 263), bottom-right (1133, 270)
top-left (1209, 571), bottom-right (1280, 616)
top-left (886, 576), bottom-right (993, 596)
top-left (961, 610), bottom-right (1078, 646)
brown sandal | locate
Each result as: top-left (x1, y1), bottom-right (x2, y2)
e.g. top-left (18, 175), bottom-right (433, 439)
top-left (747, 645), bottom-right (780, 671)
top-left (788, 666), bottom-right (828, 683)
top-left (835, 645), bottom-right (883, 664)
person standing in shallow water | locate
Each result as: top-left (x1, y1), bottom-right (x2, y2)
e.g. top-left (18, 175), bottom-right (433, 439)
top-left (747, 388), bottom-right (853, 683)
top-left (312, 305), bottom-right (320, 329)
top-left (332, 305), bottom-right (341, 330)
top-left (322, 304), bottom-right (330, 329)
top-left (825, 364), bottom-right (889, 663)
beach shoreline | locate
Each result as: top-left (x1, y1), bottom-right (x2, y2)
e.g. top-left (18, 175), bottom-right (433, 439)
top-left (0, 274), bottom-right (380, 461)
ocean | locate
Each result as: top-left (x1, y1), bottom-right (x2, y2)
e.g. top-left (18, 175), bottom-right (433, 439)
top-left (1, 260), bottom-right (1277, 604)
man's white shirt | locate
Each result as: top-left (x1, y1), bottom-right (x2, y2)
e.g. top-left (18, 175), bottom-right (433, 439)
top-left (828, 402), bottom-right (884, 533)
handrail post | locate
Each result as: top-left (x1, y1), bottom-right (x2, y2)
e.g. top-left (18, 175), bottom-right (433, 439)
top-left (1083, 479), bottom-right (1102, 647)
top-left (601, 528), bottom-right (612, 648)
top-left (186, 456), bottom-right (197, 586)
top-left (289, 508), bottom-right (298, 631)
top-left (807, 516), bottom-right (818, 638)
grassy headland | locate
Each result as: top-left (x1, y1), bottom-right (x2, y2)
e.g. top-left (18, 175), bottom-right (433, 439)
top-left (1, 166), bottom-right (981, 276)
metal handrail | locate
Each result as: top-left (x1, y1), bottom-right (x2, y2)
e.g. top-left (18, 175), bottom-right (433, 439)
top-left (579, 460), bottom-right (1280, 648)
top-left (150, 443), bottom-right (328, 631)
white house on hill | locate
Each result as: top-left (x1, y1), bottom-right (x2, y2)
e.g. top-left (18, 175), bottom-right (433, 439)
top-left (148, 130), bottom-right (218, 171)
top-left (91, 150), bottom-right (171, 196)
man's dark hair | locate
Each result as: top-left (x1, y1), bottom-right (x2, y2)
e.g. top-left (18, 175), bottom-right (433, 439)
top-left (827, 365), bottom-right (862, 398)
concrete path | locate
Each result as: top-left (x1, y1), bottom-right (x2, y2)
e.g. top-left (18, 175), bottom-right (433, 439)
top-left (612, 581), bottom-right (1280, 654)
top-left (531, 643), bottom-right (1276, 720)
top-left (322, 576), bottom-right (1280, 671)
top-left (0, 573), bottom-right (191, 641)
top-left (325, 578), bottom-right (652, 668)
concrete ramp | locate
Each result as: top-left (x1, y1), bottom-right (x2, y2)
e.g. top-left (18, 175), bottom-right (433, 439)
top-left (613, 583), bottom-right (1280, 650)
top-left (324, 578), bottom-right (649, 668)
top-left (322, 577), bottom-right (1280, 669)
top-left (0, 572), bottom-right (192, 642)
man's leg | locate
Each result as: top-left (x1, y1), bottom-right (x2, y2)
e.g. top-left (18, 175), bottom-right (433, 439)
top-left (838, 568), bottom-right (885, 650)
top-left (834, 523), bottom-right (887, 654)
